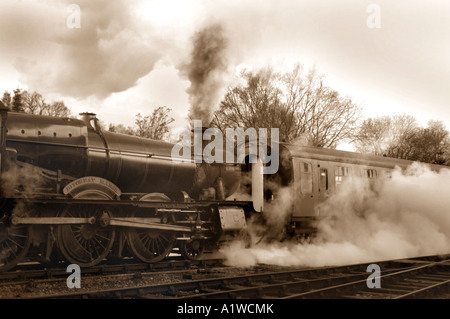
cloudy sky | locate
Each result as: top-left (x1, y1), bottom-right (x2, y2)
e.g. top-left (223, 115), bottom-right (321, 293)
top-left (0, 0), bottom-right (449, 142)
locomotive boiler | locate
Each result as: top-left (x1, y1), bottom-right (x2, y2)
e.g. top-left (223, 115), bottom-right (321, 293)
top-left (6, 111), bottom-right (242, 197)
top-left (0, 105), bottom-right (256, 271)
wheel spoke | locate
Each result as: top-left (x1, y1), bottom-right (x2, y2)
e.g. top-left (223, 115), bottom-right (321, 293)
top-left (143, 234), bottom-right (151, 250)
top-left (94, 237), bottom-right (106, 251)
top-left (9, 234), bottom-right (27, 238)
top-left (6, 238), bottom-right (23, 249)
top-left (4, 241), bottom-right (17, 258)
top-left (95, 233), bottom-right (111, 242)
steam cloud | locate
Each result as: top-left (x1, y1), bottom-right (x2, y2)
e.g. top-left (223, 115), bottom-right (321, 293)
top-left (180, 23), bottom-right (230, 125)
top-left (1, 162), bottom-right (46, 199)
top-left (221, 163), bottom-right (450, 267)
top-left (0, 162), bottom-right (46, 268)
top-left (1, 0), bottom-right (163, 99)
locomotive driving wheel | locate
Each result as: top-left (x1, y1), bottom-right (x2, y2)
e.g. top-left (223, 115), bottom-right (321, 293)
top-left (55, 192), bottom-right (116, 267)
top-left (126, 193), bottom-right (176, 263)
top-left (0, 215), bottom-right (31, 272)
top-left (179, 238), bottom-right (205, 260)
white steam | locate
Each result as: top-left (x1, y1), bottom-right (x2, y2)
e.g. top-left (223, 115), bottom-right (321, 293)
top-left (2, 0), bottom-right (164, 99)
top-left (221, 162), bottom-right (450, 267)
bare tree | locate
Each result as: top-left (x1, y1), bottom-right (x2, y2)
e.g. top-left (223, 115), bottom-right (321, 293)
top-left (420, 120), bottom-right (450, 165)
top-left (108, 123), bottom-right (136, 136)
top-left (212, 67), bottom-right (285, 139)
top-left (45, 101), bottom-right (71, 117)
top-left (391, 120), bottom-right (449, 164)
top-left (211, 64), bottom-right (361, 148)
top-left (20, 90), bottom-right (71, 117)
top-left (22, 91), bottom-right (46, 114)
top-left (353, 114), bottom-right (418, 156)
top-left (353, 115), bottom-right (450, 165)
top-left (135, 106), bottom-right (175, 140)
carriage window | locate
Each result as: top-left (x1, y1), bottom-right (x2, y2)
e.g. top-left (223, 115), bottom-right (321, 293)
top-left (299, 162), bottom-right (313, 194)
top-left (335, 166), bottom-right (350, 186)
top-left (362, 169), bottom-right (377, 179)
top-left (302, 162), bottom-right (310, 173)
top-left (320, 168), bottom-right (328, 190)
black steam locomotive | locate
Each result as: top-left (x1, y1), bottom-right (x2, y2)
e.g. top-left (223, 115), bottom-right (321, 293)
top-left (0, 105), bottom-right (257, 271)
top-left (0, 104), bottom-right (444, 272)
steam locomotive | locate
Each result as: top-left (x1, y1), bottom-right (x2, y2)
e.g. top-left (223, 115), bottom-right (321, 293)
top-left (0, 103), bottom-right (444, 272)
top-left (0, 104), bottom-right (260, 272)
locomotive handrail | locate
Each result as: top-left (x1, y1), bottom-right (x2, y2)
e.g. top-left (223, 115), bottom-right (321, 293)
top-left (6, 138), bottom-right (89, 148)
top-left (6, 138), bottom-right (157, 158)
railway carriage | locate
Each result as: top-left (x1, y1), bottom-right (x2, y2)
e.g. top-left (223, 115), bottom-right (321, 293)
top-left (270, 144), bottom-right (443, 236)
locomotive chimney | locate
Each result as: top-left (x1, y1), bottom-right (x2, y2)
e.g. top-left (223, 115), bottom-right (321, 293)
top-left (79, 112), bottom-right (98, 130)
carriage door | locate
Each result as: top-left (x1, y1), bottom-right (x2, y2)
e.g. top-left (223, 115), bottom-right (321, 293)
top-left (318, 167), bottom-right (329, 203)
top-left (293, 161), bottom-right (315, 217)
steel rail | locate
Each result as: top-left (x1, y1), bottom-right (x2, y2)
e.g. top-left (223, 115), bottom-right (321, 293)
top-left (0, 258), bottom-right (223, 282)
top-left (282, 258), bottom-right (450, 299)
top-left (393, 277), bottom-right (450, 299)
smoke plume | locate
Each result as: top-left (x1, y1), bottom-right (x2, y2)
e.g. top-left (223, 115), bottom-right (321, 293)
top-left (221, 162), bottom-right (450, 267)
top-left (180, 23), bottom-right (230, 125)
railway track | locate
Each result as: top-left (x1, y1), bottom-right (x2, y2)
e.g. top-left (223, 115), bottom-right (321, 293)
top-left (0, 256), bottom-right (227, 298)
top-left (282, 258), bottom-right (450, 299)
top-left (0, 257), bottom-right (223, 282)
top-left (21, 254), bottom-right (450, 299)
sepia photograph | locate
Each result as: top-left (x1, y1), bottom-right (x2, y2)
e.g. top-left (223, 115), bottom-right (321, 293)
top-left (0, 0), bottom-right (449, 314)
